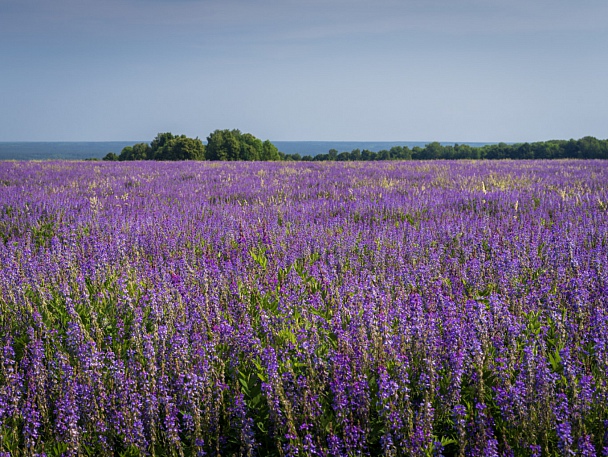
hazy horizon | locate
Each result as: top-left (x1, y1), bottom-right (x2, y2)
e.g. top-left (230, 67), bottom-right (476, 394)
top-left (1, 0), bottom-right (607, 142)
top-left (0, 140), bottom-right (510, 161)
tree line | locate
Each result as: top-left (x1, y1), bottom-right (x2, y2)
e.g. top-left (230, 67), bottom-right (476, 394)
top-left (105, 133), bottom-right (608, 162)
top-left (294, 137), bottom-right (608, 161)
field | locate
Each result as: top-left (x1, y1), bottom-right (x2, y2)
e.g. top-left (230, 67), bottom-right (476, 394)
top-left (0, 160), bottom-right (607, 456)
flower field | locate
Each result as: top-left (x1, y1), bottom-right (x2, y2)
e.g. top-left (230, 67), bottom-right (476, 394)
top-left (0, 160), bottom-right (607, 457)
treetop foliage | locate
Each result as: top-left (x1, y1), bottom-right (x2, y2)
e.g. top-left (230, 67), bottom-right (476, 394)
top-left (104, 130), bottom-right (279, 162)
top-left (205, 129), bottom-right (281, 161)
top-left (105, 133), bottom-right (205, 162)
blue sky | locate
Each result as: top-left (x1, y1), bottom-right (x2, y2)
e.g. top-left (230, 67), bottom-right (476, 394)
top-left (1, 0), bottom-right (607, 142)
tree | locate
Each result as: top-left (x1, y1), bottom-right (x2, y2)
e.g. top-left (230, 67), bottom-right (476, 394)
top-left (150, 133), bottom-right (176, 159)
top-left (206, 129), bottom-right (240, 161)
top-left (206, 129), bottom-right (280, 161)
top-left (377, 149), bottom-right (390, 161)
top-left (118, 142), bottom-right (151, 161)
top-left (564, 139), bottom-right (579, 158)
top-left (411, 146), bottom-right (423, 160)
top-left (389, 146), bottom-right (405, 159)
top-left (484, 143), bottom-right (509, 160)
top-left (131, 142), bottom-right (151, 160)
top-left (261, 140), bottom-right (280, 161)
top-left (457, 144), bottom-right (481, 160)
top-left (103, 152), bottom-right (119, 161)
top-left (118, 146), bottom-right (133, 161)
top-left (150, 133), bottom-right (204, 161)
top-left (424, 142), bottom-right (444, 160)
top-left (578, 136), bottom-right (602, 158)
top-left (513, 143), bottom-right (532, 160)
top-left (166, 136), bottom-right (205, 161)
top-left (240, 133), bottom-right (263, 161)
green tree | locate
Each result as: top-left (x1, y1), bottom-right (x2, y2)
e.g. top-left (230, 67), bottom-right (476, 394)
top-left (411, 146), bottom-right (423, 160)
top-left (424, 142), bottom-right (444, 160)
top-left (240, 133), bottom-right (263, 161)
top-left (131, 142), bottom-right (151, 160)
top-left (377, 149), bottom-right (390, 160)
top-left (564, 139), bottom-right (580, 158)
top-left (484, 143), bottom-right (510, 160)
top-left (206, 129), bottom-right (280, 161)
top-left (578, 136), bottom-right (602, 158)
top-left (168, 136), bottom-right (205, 160)
top-left (389, 146), bottom-right (405, 159)
top-left (261, 140), bottom-right (281, 161)
top-left (118, 146), bottom-right (133, 161)
top-left (103, 152), bottom-right (119, 161)
top-left (150, 133), bottom-right (204, 161)
top-left (452, 144), bottom-right (466, 159)
top-left (150, 132), bottom-right (176, 159)
top-left (402, 146), bottom-right (413, 160)
top-left (206, 129), bottom-right (240, 160)
top-left (513, 143), bottom-right (533, 159)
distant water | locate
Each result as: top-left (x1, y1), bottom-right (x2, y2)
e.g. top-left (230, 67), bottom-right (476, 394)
top-left (0, 141), bottom-right (495, 161)
top-left (0, 142), bottom-right (145, 161)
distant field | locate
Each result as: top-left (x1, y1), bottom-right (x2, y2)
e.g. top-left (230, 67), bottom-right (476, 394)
top-left (0, 161), bottom-right (607, 456)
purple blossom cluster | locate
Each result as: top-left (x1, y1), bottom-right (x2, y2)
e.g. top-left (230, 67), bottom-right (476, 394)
top-left (0, 160), bottom-right (607, 456)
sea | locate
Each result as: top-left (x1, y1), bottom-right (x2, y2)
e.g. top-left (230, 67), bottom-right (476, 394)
top-left (0, 141), bottom-right (494, 161)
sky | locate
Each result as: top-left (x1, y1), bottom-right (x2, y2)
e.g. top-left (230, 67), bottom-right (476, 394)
top-left (1, 0), bottom-right (607, 142)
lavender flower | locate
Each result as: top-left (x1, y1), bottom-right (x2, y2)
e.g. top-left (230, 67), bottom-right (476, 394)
top-left (0, 160), bottom-right (606, 455)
